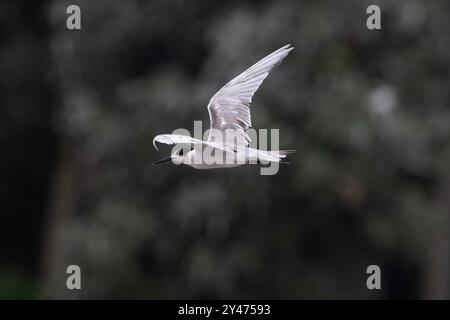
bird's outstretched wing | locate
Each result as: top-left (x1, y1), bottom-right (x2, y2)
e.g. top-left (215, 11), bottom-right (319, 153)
top-left (153, 134), bottom-right (234, 153)
top-left (207, 44), bottom-right (293, 148)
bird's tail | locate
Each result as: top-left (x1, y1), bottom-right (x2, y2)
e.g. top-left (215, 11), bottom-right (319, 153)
top-left (276, 150), bottom-right (295, 157)
top-left (268, 149), bottom-right (295, 160)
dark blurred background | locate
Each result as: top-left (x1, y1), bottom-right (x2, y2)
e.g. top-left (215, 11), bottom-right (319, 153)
top-left (0, 0), bottom-right (449, 299)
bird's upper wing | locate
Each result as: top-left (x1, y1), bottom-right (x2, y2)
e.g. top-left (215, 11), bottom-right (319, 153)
top-left (207, 44), bottom-right (293, 148)
top-left (153, 134), bottom-right (234, 153)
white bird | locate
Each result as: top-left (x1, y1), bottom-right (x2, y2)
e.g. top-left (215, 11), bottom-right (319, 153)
top-left (153, 44), bottom-right (294, 169)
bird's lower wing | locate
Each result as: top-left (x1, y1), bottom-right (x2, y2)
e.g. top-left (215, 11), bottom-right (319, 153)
top-left (243, 148), bottom-right (290, 162)
top-left (153, 134), bottom-right (234, 153)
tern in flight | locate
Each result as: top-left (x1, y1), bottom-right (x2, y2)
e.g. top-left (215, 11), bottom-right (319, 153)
top-left (153, 44), bottom-right (294, 169)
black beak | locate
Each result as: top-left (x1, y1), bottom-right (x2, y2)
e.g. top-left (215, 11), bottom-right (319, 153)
top-left (152, 156), bottom-right (172, 166)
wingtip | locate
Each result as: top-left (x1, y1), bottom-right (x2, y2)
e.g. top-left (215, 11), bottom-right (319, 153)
top-left (152, 136), bottom-right (159, 151)
top-left (277, 44), bottom-right (294, 56)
